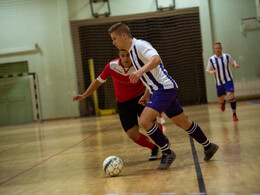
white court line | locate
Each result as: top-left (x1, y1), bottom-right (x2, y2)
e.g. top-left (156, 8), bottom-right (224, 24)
top-left (219, 193), bottom-right (236, 195)
top-left (104, 194), bottom-right (119, 195)
top-left (131, 193), bottom-right (146, 195)
top-left (189, 193), bottom-right (206, 195)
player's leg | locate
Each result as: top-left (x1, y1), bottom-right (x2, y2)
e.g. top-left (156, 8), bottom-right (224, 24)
top-left (165, 99), bottom-right (219, 162)
top-left (140, 107), bottom-right (175, 169)
top-left (117, 97), bottom-right (160, 160)
top-left (139, 95), bottom-right (171, 153)
top-left (135, 94), bottom-right (163, 133)
top-left (227, 92), bottom-right (238, 121)
top-left (226, 81), bottom-right (238, 121)
top-left (218, 95), bottom-right (226, 111)
top-left (126, 125), bottom-right (161, 160)
top-left (125, 125), bottom-right (153, 148)
top-left (217, 84), bottom-right (226, 111)
top-left (134, 94), bottom-right (162, 160)
top-left (141, 89), bottom-right (178, 170)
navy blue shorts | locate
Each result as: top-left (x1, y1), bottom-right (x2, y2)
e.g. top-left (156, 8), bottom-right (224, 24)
top-left (146, 88), bottom-right (183, 118)
top-left (216, 80), bottom-right (234, 97)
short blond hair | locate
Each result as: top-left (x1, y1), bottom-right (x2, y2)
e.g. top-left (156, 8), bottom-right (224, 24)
top-left (214, 42), bottom-right (222, 46)
top-left (108, 22), bottom-right (132, 38)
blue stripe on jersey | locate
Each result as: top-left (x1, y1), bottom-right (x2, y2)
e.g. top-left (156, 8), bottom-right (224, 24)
top-left (130, 49), bottom-right (155, 92)
top-left (220, 56), bottom-right (228, 83)
top-left (210, 59), bottom-right (215, 70)
top-left (210, 59), bottom-right (217, 86)
top-left (214, 57), bottom-right (223, 85)
top-left (141, 75), bottom-right (154, 92)
top-left (133, 46), bottom-right (164, 89)
top-left (133, 46), bottom-right (144, 67)
top-left (226, 55), bottom-right (232, 79)
top-left (159, 62), bottom-right (177, 88)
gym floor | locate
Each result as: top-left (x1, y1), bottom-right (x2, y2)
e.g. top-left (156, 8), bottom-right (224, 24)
top-left (0, 100), bottom-right (259, 195)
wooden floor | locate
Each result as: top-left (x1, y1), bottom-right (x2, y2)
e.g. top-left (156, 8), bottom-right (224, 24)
top-left (0, 100), bottom-right (260, 195)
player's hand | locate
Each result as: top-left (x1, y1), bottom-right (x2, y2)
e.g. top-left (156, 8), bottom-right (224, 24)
top-left (234, 64), bottom-right (239, 69)
top-left (138, 95), bottom-right (149, 106)
top-left (129, 70), bottom-right (143, 83)
top-left (73, 95), bottom-right (84, 102)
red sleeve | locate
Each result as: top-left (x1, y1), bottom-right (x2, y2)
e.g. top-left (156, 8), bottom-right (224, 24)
top-left (98, 62), bottom-right (111, 81)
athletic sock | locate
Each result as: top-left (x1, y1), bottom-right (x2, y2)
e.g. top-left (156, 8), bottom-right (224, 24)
top-left (147, 124), bottom-right (171, 154)
top-left (222, 100), bottom-right (226, 105)
top-left (230, 98), bottom-right (237, 115)
top-left (158, 123), bottom-right (163, 133)
top-left (186, 121), bottom-right (211, 150)
top-left (135, 133), bottom-right (155, 150)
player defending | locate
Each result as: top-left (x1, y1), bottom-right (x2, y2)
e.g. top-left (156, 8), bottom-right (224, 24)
top-left (108, 22), bottom-right (219, 170)
top-left (207, 42), bottom-right (239, 121)
top-left (73, 49), bottom-right (163, 161)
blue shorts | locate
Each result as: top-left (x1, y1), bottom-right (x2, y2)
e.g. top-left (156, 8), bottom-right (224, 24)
top-left (216, 80), bottom-right (234, 97)
top-left (146, 88), bottom-right (183, 118)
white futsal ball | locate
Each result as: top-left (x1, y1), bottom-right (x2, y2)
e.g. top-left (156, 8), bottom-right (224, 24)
top-left (103, 156), bottom-right (123, 177)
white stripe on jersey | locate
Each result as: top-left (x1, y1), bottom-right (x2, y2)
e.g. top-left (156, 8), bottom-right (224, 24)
top-left (129, 38), bottom-right (178, 93)
top-left (206, 53), bottom-right (235, 86)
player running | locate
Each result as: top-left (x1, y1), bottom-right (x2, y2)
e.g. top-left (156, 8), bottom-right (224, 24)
top-left (108, 22), bottom-right (219, 170)
top-left (73, 49), bottom-right (166, 161)
top-left (207, 42), bottom-right (239, 121)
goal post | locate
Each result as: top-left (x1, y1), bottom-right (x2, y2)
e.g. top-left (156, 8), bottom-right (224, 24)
top-left (88, 59), bottom-right (116, 116)
top-left (0, 72), bottom-right (42, 123)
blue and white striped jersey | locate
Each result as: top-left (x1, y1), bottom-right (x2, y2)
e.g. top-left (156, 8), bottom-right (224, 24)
top-left (129, 38), bottom-right (178, 94)
top-left (207, 53), bottom-right (236, 86)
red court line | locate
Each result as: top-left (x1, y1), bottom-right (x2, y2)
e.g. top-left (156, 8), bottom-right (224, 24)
top-left (0, 120), bottom-right (102, 154)
top-left (0, 143), bottom-right (27, 154)
top-left (0, 121), bottom-right (118, 186)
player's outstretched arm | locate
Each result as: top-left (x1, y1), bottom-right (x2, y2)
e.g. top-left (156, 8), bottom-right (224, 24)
top-left (73, 79), bottom-right (102, 101)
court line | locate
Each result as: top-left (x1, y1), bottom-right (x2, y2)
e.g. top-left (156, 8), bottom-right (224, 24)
top-left (0, 142), bottom-right (27, 154)
top-left (0, 123), bottom-right (83, 154)
top-left (189, 136), bottom-right (207, 194)
top-left (248, 100), bottom-right (260, 105)
top-left (0, 121), bottom-right (118, 186)
top-left (0, 119), bottom-right (104, 154)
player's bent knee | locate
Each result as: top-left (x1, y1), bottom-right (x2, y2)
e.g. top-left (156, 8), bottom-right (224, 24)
top-left (139, 118), bottom-right (153, 130)
top-left (227, 93), bottom-right (234, 100)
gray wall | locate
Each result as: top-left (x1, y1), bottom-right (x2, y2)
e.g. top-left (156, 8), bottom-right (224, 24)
top-left (0, 0), bottom-right (79, 120)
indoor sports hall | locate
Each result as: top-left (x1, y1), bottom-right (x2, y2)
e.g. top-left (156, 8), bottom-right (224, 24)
top-left (0, 1), bottom-right (260, 195)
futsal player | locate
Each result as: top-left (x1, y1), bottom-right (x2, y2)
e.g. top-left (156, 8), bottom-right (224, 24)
top-left (207, 42), bottom-right (239, 121)
top-left (73, 49), bottom-right (166, 161)
top-left (108, 22), bottom-right (219, 170)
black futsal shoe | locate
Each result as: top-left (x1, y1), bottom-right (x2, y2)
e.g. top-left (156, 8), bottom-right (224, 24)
top-left (157, 150), bottom-right (176, 170)
top-left (204, 143), bottom-right (219, 162)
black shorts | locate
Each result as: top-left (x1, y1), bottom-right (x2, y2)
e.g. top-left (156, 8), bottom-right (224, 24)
top-left (117, 94), bottom-right (145, 132)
